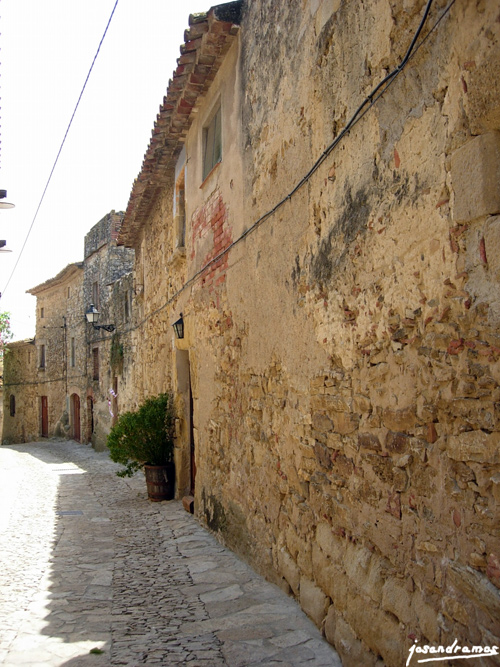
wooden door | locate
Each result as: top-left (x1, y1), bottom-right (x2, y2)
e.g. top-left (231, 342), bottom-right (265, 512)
top-left (41, 396), bottom-right (48, 437)
top-left (71, 394), bottom-right (81, 442)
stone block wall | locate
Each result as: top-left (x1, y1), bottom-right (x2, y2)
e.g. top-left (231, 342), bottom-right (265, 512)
top-left (120, 1), bottom-right (500, 664)
top-left (84, 211), bottom-right (126, 259)
top-left (83, 212), bottom-right (134, 317)
top-left (4, 212), bottom-right (136, 449)
top-left (194, 2), bottom-right (500, 664)
top-left (84, 214), bottom-right (135, 450)
top-left (89, 271), bottom-right (135, 451)
top-left (2, 340), bottom-right (38, 443)
top-left (192, 188), bottom-right (232, 291)
top-left (27, 264), bottom-right (84, 440)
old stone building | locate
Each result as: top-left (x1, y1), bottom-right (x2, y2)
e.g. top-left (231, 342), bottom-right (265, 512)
top-left (2, 211), bottom-right (134, 449)
top-left (2, 339), bottom-right (38, 443)
top-left (83, 211), bottom-right (135, 449)
top-left (117, 0), bottom-right (500, 664)
top-left (25, 261), bottom-right (84, 441)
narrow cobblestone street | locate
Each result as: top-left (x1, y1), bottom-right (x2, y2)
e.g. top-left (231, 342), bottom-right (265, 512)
top-left (0, 440), bottom-right (341, 666)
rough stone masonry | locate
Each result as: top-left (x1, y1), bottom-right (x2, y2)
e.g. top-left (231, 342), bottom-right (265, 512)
top-left (89, 1), bottom-right (500, 664)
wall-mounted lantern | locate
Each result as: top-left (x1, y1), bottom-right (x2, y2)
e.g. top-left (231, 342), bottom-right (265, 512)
top-left (172, 313), bottom-right (184, 339)
top-left (0, 191), bottom-right (14, 252)
top-left (85, 304), bottom-right (115, 332)
top-left (0, 190), bottom-right (15, 210)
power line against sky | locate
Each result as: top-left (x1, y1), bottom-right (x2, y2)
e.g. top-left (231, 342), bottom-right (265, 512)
top-left (1, 0), bottom-right (120, 298)
top-left (0, 0), bottom-right (204, 340)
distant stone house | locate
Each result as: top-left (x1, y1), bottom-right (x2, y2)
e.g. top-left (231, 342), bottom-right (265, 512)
top-left (24, 261), bottom-right (84, 442)
top-left (82, 211), bottom-right (135, 450)
top-left (2, 339), bottom-right (38, 443)
top-left (2, 211), bottom-right (134, 449)
top-left (117, 0), bottom-right (500, 663)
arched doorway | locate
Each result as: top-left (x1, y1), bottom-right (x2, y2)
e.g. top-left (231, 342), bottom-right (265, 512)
top-left (70, 393), bottom-right (81, 442)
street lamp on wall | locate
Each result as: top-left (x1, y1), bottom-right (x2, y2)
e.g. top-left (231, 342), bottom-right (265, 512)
top-left (0, 191), bottom-right (14, 252)
top-left (172, 313), bottom-right (184, 339)
top-left (85, 304), bottom-right (115, 332)
top-left (0, 189), bottom-right (14, 209)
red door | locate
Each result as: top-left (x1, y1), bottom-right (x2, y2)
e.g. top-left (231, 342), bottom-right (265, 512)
top-left (41, 396), bottom-right (48, 437)
top-left (71, 394), bottom-right (81, 442)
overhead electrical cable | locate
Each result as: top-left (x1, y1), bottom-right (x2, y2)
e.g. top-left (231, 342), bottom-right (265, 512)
top-left (1, 0), bottom-right (120, 297)
top-left (124, 0), bottom-right (455, 336)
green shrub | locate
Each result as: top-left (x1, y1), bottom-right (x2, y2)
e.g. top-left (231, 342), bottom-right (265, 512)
top-left (107, 393), bottom-right (175, 477)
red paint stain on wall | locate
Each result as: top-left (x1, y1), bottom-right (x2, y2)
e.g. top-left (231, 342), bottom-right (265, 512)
top-left (191, 189), bottom-right (233, 291)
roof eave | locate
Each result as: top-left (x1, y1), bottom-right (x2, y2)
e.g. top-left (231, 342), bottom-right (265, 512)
top-left (27, 262), bottom-right (84, 296)
top-left (118, 1), bottom-right (243, 248)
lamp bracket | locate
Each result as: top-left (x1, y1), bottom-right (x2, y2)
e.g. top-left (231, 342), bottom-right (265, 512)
top-left (92, 324), bottom-right (115, 333)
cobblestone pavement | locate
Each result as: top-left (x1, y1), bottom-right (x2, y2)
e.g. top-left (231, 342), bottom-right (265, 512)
top-left (0, 440), bottom-right (342, 667)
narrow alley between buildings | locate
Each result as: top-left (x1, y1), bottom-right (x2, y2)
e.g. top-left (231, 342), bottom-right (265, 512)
top-left (0, 440), bottom-right (341, 667)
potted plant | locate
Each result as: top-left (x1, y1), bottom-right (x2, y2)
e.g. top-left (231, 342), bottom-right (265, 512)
top-left (107, 393), bottom-right (176, 501)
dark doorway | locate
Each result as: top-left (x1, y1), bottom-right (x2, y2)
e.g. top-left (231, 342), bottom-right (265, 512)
top-left (71, 394), bottom-right (81, 442)
top-left (189, 368), bottom-right (195, 494)
top-left (176, 349), bottom-right (195, 505)
top-left (41, 396), bottom-right (48, 438)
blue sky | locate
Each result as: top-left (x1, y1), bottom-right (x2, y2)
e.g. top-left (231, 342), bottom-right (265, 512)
top-left (1, 0), bottom-right (205, 339)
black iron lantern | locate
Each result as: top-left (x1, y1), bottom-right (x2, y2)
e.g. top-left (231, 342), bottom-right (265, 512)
top-left (172, 313), bottom-right (184, 339)
top-left (85, 304), bottom-right (99, 325)
top-left (85, 304), bottom-right (115, 332)
top-left (0, 189), bottom-right (15, 209)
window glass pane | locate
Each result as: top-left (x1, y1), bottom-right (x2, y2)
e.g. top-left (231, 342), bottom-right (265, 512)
top-left (213, 107), bottom-right (222, 165)
top-left (204, 125), bottom-right (215, 180)
top-left (179, 186), bottom-right (186, 247)
top-left (203, 105), bottom-right (222, 181)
